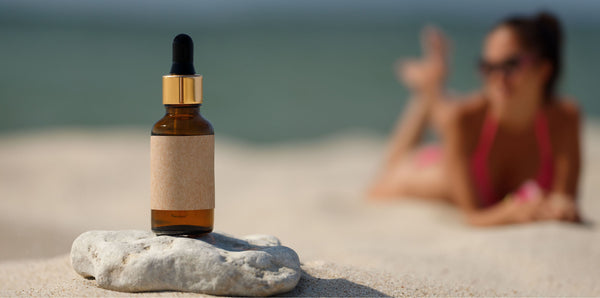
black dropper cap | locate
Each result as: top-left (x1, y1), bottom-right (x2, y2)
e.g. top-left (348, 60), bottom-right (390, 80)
top-left (169, 34), bottom-right (196, 75)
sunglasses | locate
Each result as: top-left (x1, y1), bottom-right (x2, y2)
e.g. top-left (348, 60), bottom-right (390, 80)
top-left (478, 54), bottom-right (532, 77)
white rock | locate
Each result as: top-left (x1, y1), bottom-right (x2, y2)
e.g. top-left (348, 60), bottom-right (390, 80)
top-left (70, 230), bottom-right (301, 296)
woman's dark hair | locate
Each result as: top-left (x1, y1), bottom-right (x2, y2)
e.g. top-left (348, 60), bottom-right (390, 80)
top-left (495, 11), bottom-right (563, 101)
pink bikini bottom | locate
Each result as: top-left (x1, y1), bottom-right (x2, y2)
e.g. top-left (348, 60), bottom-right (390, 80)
top-left (414, 144), bottom-right (443, 168)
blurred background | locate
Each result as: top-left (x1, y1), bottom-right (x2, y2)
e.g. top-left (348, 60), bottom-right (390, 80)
top-left (1, 0), bottom-right (599, 142)
top-left (3, 3), bottom-right (600, 296)
top-left (2, 0), bottom-right (600, 263)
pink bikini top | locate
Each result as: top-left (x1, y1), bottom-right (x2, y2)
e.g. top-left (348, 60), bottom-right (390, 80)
top-left (470, 112), bottom-right (554, 207)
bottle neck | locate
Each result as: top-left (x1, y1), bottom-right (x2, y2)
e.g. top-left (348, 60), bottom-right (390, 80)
top-left (164, 104), bottom-right (201, 116)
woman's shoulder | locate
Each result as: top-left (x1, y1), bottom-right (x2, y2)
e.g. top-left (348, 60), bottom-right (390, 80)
top-left (549, 96), bottom-right (580, 115)
top-left (441, 92), bottom-right (487, 127)
top-left (437, 92), bottom-right (487, 145)
top-left (545, 96), bottom-right (581, 150)
top-left (546, 96), bottom-right (581, 127)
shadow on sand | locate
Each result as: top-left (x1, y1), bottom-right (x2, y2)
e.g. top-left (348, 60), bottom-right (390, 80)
top-left (281, 269), bottom-right (389, 297)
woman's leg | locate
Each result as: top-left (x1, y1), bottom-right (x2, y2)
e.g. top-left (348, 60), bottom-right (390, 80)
top-left (368, 27), bottom-right (451, 200)
top-left (382, 96), bottom-right (432, 168)
top-left (368, 97), bottom-right (449, 200)
top-left (371, 150), bottom-right (448, 200)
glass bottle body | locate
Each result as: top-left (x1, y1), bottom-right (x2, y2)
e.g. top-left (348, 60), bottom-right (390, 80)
top-left (151, 104), bottom-right (214, 236)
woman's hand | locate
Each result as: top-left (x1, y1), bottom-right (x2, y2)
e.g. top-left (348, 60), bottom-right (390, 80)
top-left (505, 192), bottom-right (579, 224)
top-left (464, 197), bottom-right (544, 226)
top-left (505, 196), bottom-right (545, 224)
top-left (536, 193), bottom-right (579, 222)
top-left (395, 26), bottom-right (449, 95)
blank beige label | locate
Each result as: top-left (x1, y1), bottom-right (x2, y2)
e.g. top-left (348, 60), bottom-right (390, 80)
top-left (151, 135), bottom-right (215, 210)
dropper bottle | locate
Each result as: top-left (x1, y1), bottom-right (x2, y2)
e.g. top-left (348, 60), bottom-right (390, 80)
top-left (150, 34), bottom-right (214, 236)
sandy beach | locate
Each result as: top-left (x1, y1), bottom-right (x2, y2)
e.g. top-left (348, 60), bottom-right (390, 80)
top-left (1, 123), bottom-right (599, 296)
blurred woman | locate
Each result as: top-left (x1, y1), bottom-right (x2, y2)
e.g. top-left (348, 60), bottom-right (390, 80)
top-left (368, 12), bottom-right (582, 226)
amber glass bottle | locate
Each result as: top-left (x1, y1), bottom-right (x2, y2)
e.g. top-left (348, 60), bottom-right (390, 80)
top-left (150, 34), bottom-right (214, 236)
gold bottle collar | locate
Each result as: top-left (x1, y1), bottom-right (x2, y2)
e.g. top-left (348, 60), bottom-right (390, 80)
top-left (162, 74), bottom-right (203, 104)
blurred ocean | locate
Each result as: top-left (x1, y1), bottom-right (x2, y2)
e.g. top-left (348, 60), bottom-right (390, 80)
top-left (1, 0), bottom-right (599, 142)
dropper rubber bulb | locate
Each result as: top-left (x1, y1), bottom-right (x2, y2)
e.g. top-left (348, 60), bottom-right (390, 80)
top-left (170, 34), bottom-right (196, 75)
